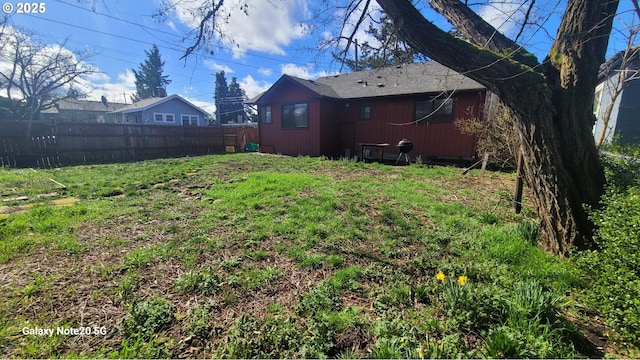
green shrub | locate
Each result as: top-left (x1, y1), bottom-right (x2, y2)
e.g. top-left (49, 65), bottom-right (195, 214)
top-left (599, 149), bottom-right (640, 190)
top-left (578, 186), bottom-right (640, 346)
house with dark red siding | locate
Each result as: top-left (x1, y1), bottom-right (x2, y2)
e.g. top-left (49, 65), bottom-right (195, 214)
top-left (250, 61), bottom-right (487, 161)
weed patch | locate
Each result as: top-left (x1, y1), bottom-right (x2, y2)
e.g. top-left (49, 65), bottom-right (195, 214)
top-left (122, 297), bottom-right (174, 339)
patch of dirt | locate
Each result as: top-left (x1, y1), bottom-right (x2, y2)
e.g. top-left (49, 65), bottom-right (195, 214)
top-left (0, 196), bottom-right (79, 217)
top-left (565, 311), bottom-right (621, 358)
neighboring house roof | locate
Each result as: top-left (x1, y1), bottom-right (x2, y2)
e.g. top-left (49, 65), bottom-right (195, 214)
top-left (249, 61), bottom-right (485, 104)
top-left (598, 46), bottom-right (640, 81)
top-left (41, 98), bottom-right (127, 114)
top-left (246, 92), bottom-right (265, 104)
top-left (111, 94), bottom-right (210, 116)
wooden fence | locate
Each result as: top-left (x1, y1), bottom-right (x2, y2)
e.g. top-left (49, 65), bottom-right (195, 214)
top-left (0, 121), bottom-right (259, 168)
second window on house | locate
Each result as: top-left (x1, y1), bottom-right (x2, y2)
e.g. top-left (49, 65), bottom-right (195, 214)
top-left (282, 103), bottom-right (308, 129)
top-left (360, 105), bottom-right (371, 120)
top-left (414, 98), bottom-right (454, 125)
top-left (181, 114), bottom-right (199, 126)
top-left (154, 113), bottom-right (175, 123)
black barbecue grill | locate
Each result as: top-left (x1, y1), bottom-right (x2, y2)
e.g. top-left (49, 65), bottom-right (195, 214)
top-left (396, 139), bottom-right (413, 164)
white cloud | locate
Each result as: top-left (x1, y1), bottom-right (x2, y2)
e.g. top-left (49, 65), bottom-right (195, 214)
top-left (281, 63), bottom-right (333, 79)
top-left (204, 59), bottom-right (234, 73)
top-left (166, 20), bottom-right (177, 32)
top-left (240, 75), bottom-right (272, 99)
top-left (258, 67), bottom-right (273, 77)
top-left (169, 0), bottom-right (311, 57)
top-left (183, 96), bottom-right (215, 117)
top-left (478, 1), bottom-right (524, 35)
top-left (69, 69), bottom-right (136, 104)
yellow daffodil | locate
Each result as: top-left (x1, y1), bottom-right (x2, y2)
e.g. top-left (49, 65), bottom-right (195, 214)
top-left (458, 275), bottom-right (468, 286)
top-left (435, 271), bottom-right (446, 282)
top-left (417, 346), bottom-right (424, 359)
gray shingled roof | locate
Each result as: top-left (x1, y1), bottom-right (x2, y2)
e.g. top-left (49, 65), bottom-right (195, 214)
top-left (248, 62), bottom-right (484, 105)
top-left (314, 61), bottom-right (484, 99)
top-left (111, 94), bottom-right (210, 116)
top-left (41, 98), bottom-right (127, 113)
top-left (113, 96), bottom-right (174, 113)
top-left (598, 46), bottom-right (640, 81)
top-left (285, 76), bottom-right (341, 98)
top-left (247, 75), bottom-right (340, 104)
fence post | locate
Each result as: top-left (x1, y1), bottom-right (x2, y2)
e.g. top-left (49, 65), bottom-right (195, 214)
top-left (513, 152), bottom-right (524, 214)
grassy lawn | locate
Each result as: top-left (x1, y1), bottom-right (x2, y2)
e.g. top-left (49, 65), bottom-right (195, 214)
top-left (0, 153), bottom-right (627, 358)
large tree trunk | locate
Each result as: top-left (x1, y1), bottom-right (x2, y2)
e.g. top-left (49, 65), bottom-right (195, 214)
top-left (377, 0), bottom-right (617, 255)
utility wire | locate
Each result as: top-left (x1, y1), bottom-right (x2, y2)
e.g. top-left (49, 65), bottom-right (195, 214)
top-left (53, 0), bottom-right (328, 69)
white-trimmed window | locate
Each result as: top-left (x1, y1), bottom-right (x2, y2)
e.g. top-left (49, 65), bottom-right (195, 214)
top-left (154, 113), bottom-right (175, 123)
top-left (593, 84), bottom-right (604, 117)
top-left (181, 114), bottom-right (199, 126)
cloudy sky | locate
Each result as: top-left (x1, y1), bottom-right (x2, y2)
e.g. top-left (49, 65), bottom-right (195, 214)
top-left (2, 0), bottom-right (636, 116)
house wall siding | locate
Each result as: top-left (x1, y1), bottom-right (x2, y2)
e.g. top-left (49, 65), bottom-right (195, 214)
top-left (593, 75), bottom-right (622, 144)
top-left (135, 98), bottom-right (206, 126)
top-left (257, 79), bottom-right (484, 159)
top-left (340, 92), bottom-right (482, 159)
top-left (259, 82), bottom-right (322, 156)
top-left (616, 79), bottom-right (640, 144)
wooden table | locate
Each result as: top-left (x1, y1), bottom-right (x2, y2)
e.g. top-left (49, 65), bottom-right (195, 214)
top-left (358, 143), bottom-right (389, 162)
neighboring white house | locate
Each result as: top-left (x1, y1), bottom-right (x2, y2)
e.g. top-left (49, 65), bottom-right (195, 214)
top-left (593, 47), bottom-right (640, 145)
top-left (110, 94), bottom-right (212, 126)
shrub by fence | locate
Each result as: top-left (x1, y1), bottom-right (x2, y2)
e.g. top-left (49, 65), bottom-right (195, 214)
top-left (0, 121), bottom-right (258, 167)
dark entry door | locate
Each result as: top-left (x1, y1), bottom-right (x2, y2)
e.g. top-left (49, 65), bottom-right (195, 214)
top-left (340, 122), bottom-right (356, 158)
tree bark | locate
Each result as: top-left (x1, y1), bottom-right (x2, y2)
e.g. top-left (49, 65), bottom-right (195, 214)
top-left (377, 0), bottom-right (616, 255)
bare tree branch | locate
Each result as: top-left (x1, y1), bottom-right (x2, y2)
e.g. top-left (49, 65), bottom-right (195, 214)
top-left (181, 0), bottom-right (226, 59)
top-left (428, 0), bottom-right (539, 68)
top-left (0, 29), bottom-right (96, 120)
top-left (335, 0), bottom-right (373, 71)
top-left (377, 0), bottom-right (543, 101)
top-left (514, 0), bottom-right (536, 44)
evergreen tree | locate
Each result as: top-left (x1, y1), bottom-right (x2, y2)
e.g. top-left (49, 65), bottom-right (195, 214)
top-left (131, 45), bottom-right (171, 102)
top-left (214, 72), bottom-right (249, 124)
top-left (336, 15), bottom-right (425, 71)
top-left (214, 71), bottom-right (230, 124)
top-left (227, 77), bottom-right (247, 123)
